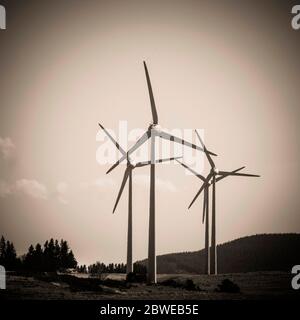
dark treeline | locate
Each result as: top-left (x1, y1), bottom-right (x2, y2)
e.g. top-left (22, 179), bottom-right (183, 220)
top-left (87, 262), bottom-right (126, 274)
top-left (1, 235), bottom-right (146, 275)
top-left (78, 262), bottom-right (147, 275)
top-left (0, 236), bottom-right (18, 270)
top-left (0, 236), bottom-right (77, 272)
top-left (24, 239), bottom-right (77, 271)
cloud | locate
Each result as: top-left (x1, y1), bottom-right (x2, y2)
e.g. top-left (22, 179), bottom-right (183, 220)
top-left (0, 180), bottom-right (11, 197)
top-left (94, 177), bottom-right (116, 188)
top-left (79, 178), bottom-right (116, 193)
top-left (0, 137), bottom-right (15, 160)
top-left (56, 182), bottom-right (68, 204)
top-left (57, 182), bottom-right (68, 194)
top-left (0, 178), bottom-right (70, 203)
top-left (134, 174), bottom-right (177, 192)
top-left (15, 179), bottom-right (48, 200)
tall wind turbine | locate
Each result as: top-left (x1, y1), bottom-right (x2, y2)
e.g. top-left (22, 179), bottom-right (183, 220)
top-left (105, 62), bottom-right (216, 283)
top-left (189, 130), bottom-right (260, 275)
top-left (176, 159), bottom-right (245, 274)
top-left (99, 123), bottom-right (180, 274)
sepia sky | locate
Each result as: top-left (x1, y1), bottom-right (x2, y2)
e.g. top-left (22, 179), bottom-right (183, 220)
top-left (0, 0), bottom-right (300, 265)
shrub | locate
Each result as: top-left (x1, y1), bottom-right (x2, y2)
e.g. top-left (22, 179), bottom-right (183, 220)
top-left (217, 279), bottom-right (240, 293)
top-left (126, 272), bottom-right (147, 283)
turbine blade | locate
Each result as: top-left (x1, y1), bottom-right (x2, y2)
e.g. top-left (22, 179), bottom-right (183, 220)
top-left (106, 130), bottom-right (150, 174)
top-left (195, 130), bottom-right (215, 168)
top-left (158, 130), bottom-right (217, 156)
top-left (215, 166), bottom-right (245, 182)
top-left (99, 123), bottom-right (126, 156)
top-left (135, 161), bottom-right (151, 167)
top-left (106, 160), bottom-right (122, 175)
top-left (113, 168), bottom-right (130, 213)
top-left (188, 183), bottom-right (206, 209)
top-left (176, 160), bottom-right (206, 182)
top-left (136, 156), bottom-right (182, 167)
top-left (218, 171), bottom-right (260, 178)
top-left (202, 188), bottom-right (207, 223)
top-left (194, 129), bottom-right (205, 149)
top-left (188, 171), bottom-right (213, 209)
top-left (156, 156), bottom-right (182, 163)
top-left (143, 61), bottom-right (158, 124)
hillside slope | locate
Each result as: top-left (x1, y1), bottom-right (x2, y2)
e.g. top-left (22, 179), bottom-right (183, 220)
top-left (137, 234), bottom-right (300, 274)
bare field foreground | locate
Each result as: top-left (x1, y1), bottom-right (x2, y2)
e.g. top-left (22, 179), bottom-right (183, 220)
top-left (0, 271), bottom-right (299, 300)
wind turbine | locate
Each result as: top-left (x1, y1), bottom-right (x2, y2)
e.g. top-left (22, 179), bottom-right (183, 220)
top-left (105, 62), bottom-right (216, 283)
top-left (188, 130), bottom-right (260, 275)
top-left (176, 159), bottom-right (245, 274)
top-left (99, 123), bottom-right (181, 274)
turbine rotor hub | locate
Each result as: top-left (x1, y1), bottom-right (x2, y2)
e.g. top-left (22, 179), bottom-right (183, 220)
top-left (127, 159), bottom-right (136, 168)
top-left (149, 123), bottom-right (161, 133)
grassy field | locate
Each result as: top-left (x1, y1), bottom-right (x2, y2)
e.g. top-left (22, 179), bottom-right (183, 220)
top-left (0, 271), bottom-right (299, 300)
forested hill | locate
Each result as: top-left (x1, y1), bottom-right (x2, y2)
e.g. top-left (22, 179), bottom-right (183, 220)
top-left (137, 234), bottom-right (300, 274)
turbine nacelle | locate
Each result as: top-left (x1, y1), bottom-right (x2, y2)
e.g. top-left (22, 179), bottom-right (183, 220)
top-left (127, 159), bottom-right (136, 168)
top-left (213, 168), bottom-right (219, 174)
top-left (148, 123), bottom-right (162, 133)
